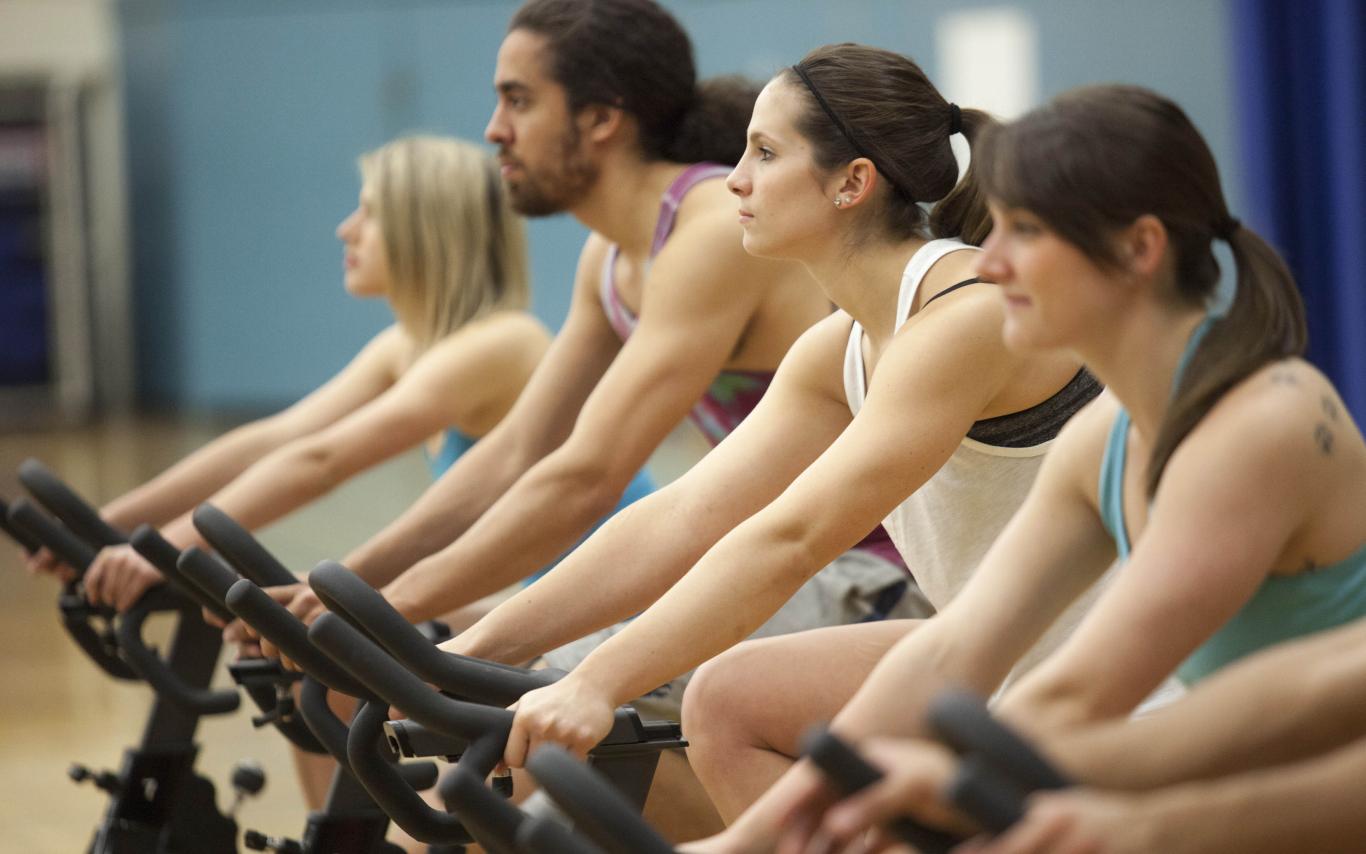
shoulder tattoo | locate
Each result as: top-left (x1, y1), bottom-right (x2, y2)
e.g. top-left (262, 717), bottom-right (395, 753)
top-left (1314, 422), bottom-right (1336, 456)
top-left (1321, 394), bottom-right (1341, 422)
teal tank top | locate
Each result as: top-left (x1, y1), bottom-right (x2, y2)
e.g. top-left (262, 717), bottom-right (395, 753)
top-left (424, 428), bottom-right (656, 583)
top-left (1098, 318), bottom-right (1366, 684)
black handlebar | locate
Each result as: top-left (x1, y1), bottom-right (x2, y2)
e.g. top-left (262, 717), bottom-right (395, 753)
top-left (525, 745), bottom-right (675, 854)
top-left (18, 458), bottom-right (125, 548)
top-left (191, 504), bottom-right (298, 588)
top-left (437, 761), bottom-right (528, 854)
top-left (129, 526), bottom-right (235, 623)
top-left (927, 690), bottom-right (1071, 793)
top-left (307, 560), bottom-right (558, 705)
top-left (926, 690), bottom-right (1071, 834)
top-left (345, 700), bottom-right (477, 847)
top-left (0, 496), bottom-right (42, 553)
top-left (802, 728), bottom-right (964, 854)
top-left (516, 816), bottom-right (606, 854)
top-left (6, 499), bottom-right (98, 573)
top-left (115, 586), bottom-right (241, 715)
top-left (308, 613), bottom-right (513, 744)
top-left (10, 500), bottom-right (139, 680)
top-left (222, 579), bottom-right (372, 699)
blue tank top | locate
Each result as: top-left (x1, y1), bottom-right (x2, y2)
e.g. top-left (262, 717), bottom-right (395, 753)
top-left (424, 428), bottom-right (656, 583)
top-left (1098, 319), bottom-right (1366, 684)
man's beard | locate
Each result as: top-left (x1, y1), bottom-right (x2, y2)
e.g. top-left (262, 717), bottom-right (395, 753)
top-left (504, 125), bottom-right (599, 217)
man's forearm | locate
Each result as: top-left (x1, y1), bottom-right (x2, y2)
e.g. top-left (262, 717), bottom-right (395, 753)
top-left (381, 456), bottom-right (632, 621)
top-left (343, 434), bottom-right (536, 587)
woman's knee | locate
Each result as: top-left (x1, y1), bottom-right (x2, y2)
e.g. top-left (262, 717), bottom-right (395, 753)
top-left (682, 641), bottom-right (767, 746)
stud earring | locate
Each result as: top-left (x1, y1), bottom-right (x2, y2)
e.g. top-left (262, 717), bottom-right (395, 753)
top-left (834, 197), bottom-right (843, 208)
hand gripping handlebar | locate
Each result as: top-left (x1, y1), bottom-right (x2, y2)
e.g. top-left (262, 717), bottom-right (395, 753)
top-left (306, 560), bottom-right (558, 706)
top-left (926, 690), bottom-right (1071, 833)
top-left (191, 503), bottom-right (298, 588)
top-left (802, 728), bottom-right (965, 854)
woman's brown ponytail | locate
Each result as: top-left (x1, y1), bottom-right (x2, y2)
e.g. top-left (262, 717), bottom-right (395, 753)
top-left (976, 84), bottom-right (1308, 495)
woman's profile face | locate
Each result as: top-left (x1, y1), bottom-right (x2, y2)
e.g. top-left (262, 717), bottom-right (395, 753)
top-left (336, 184), bottom-right (392, 298)
top-left (726, 79), bottom-right (837, 261)
top-left (977, 200), bottom-right (1123, 353)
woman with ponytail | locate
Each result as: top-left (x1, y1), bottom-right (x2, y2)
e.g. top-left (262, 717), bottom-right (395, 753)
top-left (710, 84), bottom-right (1366, 853)
top-left (433, 42), bottom-right (1097, 836)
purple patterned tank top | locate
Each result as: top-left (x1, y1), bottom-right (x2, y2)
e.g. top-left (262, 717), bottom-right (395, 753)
top-left (600, 163), bottom-right (771, 447)
top-left (600, 163), bottom-right (903, 568)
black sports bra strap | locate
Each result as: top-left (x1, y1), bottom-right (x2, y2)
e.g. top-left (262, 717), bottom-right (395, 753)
top-left (922, 277), bottom-right (984, 308)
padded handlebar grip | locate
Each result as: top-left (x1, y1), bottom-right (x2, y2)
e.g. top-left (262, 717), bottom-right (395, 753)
top-left (0, 497), bottom-right (42, 553)
top-left (223, 579), bottom-right (372, 699)
top-left (525, 745), bottom-right (675, 854)
top-left (7, 499), bottom-right (98, 573)
top-left (945, 754), bottom-right (1027, 834)
top-left (115, 587), bottom-right (240, 715)
top-left (129, 526), bottom-right (234, 622)
top-left (927, 690), bottom-right (1071, 792)
top-left (308, 560), bottom-right (556, 705)
top-left (18, 459), bottom-right (125, 548)
top-left (176, 547), bottom-right (243, 607)
top-left (802, 728), bottom-right (963, 854)
top-left (516, 816), bottom-right (606, 854)
top-left (437, 760), bottom-right (527, 853)
top-left (191, 504), bottom-right (298, 588)
top-left (308, 613), bottom-right (513, 744)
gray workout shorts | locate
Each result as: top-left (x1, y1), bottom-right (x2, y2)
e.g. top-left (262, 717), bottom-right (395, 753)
top-left (537, 548), bottom-right (932, 722)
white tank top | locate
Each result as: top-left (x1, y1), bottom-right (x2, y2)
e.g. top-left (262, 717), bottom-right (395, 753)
top-left (842, 238), bottom-right (1099, 679)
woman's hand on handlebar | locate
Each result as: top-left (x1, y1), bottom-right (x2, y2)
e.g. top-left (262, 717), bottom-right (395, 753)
top-left (84, 543), bottom-right (163, 612)
top-left (502, 673), bottom-right (617, 768)
top-left (248, 582), bottom-right (325, 669)
top-left (797, 737), bottom-right (965, 853)
top-left (23, 546), bottom-right (76, 583)
top-left (958, 790), bottom-right (1151, 854)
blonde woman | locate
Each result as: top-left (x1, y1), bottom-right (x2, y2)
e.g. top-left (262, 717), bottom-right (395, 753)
top-left (56, 137), bottom-right (631, 611)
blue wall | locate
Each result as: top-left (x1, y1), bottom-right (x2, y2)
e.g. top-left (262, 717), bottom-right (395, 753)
top-left (117, 0), bottom-right (1235, 411)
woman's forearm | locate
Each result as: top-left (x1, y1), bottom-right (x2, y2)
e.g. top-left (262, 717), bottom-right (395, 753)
top-left (565, 519), bottom-right (829, 707)
top-left (342, 428), bottom-right (537, 587)
top-left (449, 484), bottom-right (727, 663)
top-left (381, 451), bottom-right (646, 623)
top-left (1044, 620), bottom-right (1366, 790)
top-left (1131, 736), bottom-right (1366, 854)
top-left (101, 418), bottom-right (289, 530)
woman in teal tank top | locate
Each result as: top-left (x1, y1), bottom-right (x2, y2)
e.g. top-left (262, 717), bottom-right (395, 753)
top-left (745, 84), bottom-right (1366, 851)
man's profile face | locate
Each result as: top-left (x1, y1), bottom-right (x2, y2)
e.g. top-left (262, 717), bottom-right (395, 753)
top-left (485, 28), bottom-right (599, 216)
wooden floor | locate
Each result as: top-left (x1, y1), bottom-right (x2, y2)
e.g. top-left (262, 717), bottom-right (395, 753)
top-left (0, 414), bottom-right (706, 852)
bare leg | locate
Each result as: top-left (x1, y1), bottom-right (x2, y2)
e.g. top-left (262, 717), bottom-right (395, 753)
top-left (683, 619), bottom-right (920, 823)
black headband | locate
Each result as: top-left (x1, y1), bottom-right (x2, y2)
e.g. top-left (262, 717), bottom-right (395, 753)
top-left (791, 63), bottom-right (910, 201)
top-left (791, 64), bottom-right (964, 201)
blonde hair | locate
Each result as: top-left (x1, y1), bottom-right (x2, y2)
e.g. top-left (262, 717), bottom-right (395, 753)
top-left (359, 136), bottom-right (529, 350)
